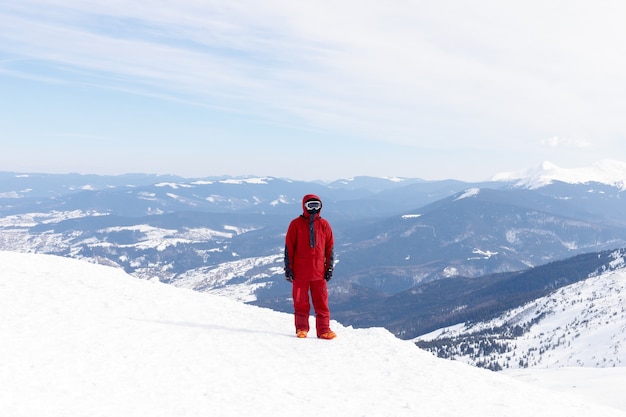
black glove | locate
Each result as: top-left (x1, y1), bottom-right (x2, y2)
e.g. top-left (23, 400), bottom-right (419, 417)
top-left (285, 269), bottom-right (294, 283)
top-left (324, 267), bottom-right (333, 282)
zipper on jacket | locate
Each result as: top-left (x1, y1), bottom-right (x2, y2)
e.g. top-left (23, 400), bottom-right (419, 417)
top-left (309, 214), bottom-right (316, 248)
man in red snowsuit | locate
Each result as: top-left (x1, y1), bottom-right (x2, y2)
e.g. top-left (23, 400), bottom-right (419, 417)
top-left (284, 194), bottom-right (336, 339)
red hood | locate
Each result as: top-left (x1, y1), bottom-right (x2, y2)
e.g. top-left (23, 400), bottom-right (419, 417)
top-left (302, 193), bottom-right (322, 217)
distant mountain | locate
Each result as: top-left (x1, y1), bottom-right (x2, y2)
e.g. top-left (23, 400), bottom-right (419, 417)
top-left (0, 172), bottom-right (187, 199)
top-left (0, 173), bottom-right (455, 220)
top-left (326, 176), bottom-right (426, 192)
top-left (2, 164), bottom-right (626, 340)
top-left (322, 185), bottom-right (626, 295)
top-left (493, 159), bottom-right (626, 190)
top-left (415, 249), bottom-right (626, 371)
top-left (326, 248), bottom-right (626, 340)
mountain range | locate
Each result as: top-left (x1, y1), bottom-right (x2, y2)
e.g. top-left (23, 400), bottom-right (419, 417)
top-left (2, 160), bottom-right (626, 362)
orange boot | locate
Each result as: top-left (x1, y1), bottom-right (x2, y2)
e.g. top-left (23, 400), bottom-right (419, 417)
top-left (318, 330), bottom-right (336, 340)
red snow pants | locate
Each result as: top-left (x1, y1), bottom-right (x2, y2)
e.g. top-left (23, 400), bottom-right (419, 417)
top-left (292, 279), bottom-right (331, 336)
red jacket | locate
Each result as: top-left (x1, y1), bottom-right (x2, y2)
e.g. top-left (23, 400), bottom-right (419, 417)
top-left (284, 194), bottom-right (334, 281)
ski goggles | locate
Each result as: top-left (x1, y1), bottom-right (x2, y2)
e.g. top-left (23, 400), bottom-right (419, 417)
top-left (304, 200), bottom-right (322, 211)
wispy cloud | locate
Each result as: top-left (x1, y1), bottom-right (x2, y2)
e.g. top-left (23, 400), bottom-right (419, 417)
top-left (2, 0), bottom-right (626, 150)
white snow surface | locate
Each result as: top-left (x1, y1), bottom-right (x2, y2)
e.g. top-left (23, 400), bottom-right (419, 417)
top-left (492, 159), bottom-right (626, 190)
top-left (2, 251), bottom-right (626, 417)
top-left (417, 266), bottom-right (626, 371)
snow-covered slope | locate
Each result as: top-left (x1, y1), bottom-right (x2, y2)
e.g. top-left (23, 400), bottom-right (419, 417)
top-left (492, 160), bottom-right (626, 190)
top-left (2, 251), bottom-right (626, 416)
top-left (417, 253), bottom-right (626, 371)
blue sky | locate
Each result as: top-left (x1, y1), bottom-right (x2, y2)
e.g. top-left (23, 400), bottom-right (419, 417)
top-left (1, 1), bottom-right (625, 181)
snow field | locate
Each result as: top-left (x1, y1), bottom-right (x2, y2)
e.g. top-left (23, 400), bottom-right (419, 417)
top-left (2, 251), bottom-right (625, 417)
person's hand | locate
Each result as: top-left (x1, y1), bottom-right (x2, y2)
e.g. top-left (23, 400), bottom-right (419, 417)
top-left (324, 267), bottom-right (333, 282)
top-left (285, 269), bottom-right (294, 282)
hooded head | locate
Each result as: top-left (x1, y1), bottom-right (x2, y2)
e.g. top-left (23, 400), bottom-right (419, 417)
top-left (302, 194), bottom-right (322, 217)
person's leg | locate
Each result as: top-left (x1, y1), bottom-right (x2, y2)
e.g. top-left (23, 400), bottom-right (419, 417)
top-left (309, 279), bottom-right (331, 336)
top-left (292, 280), bottom-right (311, 333)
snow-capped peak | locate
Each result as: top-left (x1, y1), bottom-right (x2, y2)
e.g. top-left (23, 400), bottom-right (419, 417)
top-left (492, 160), bottom-right (626, 190)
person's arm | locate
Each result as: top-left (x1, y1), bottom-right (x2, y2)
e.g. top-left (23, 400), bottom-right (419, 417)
top-left (324, 223), bottom-right (334, 281)
top-left (284, 221), bottom-right (296, 282)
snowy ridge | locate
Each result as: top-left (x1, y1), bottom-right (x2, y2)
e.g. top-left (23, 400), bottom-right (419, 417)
top-left (417, 251), bottom-right (626, 371)
top-left (219, 176), bottom-right (273, 185)
top-left (2, 251), bottom-right (626, 416)
top-left (173, 253), bottom-right (283, 302)
top-left (5, 219), bottom-right (228, 254)
top-left (492, 160), bottom-right (626, 190)
top-left (454, 188), bottom-right (480, 200)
